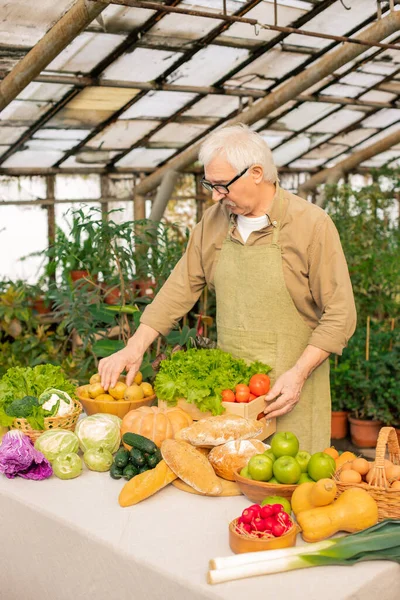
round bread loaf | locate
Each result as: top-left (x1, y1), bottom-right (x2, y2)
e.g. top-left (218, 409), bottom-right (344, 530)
top-left (208, 439), bottom-right (267, 481)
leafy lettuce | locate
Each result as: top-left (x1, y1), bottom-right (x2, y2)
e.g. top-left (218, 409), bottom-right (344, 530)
top-left (0, 365), bottom-right (76, 429)
top-left (154, 348), bottom-right (271, 416)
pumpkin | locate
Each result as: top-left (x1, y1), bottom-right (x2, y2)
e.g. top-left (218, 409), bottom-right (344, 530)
top-left (121, 406), bottom-right (193, 448)
top-left (296, 487), bottom-right (378, 542)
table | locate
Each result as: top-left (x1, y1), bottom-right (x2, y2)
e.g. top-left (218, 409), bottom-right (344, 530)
top-left (0, 468), bottom-right (399, 600)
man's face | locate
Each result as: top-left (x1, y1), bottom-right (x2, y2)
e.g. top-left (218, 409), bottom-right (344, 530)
top-left (204, 157), bottom-right (254, 215)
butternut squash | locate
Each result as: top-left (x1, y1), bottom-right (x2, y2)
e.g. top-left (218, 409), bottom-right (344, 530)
top-left (291, 479), bottom-right (337, 517)
top-left (297, 488), bottom-right (378, 542)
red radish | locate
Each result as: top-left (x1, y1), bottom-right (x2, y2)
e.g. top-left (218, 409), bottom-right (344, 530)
top-left (271, 522), bottom-right (286, 537)
top-left (253, 517), bottom-right (266, 532)
top-left (263, 516), bottom-right (276, 531)
top-left (270, 503), bottom-right (283, 515)
top-left (260, 505), bottom-right (274, 519)
top-left (247, 504), bottom-right (261, 518)
top-left (241, 508), bottom-right (258, 524)
top-left (277, 511), bottom-right (291, 525)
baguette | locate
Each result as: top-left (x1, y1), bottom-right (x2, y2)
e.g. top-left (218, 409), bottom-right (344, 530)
top-left (118, 459), bottom-right (177, 507)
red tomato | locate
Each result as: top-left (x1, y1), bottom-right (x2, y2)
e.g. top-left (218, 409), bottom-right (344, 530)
top-left (249, 374), bottom-right (270, 397)
top-left (235, 384), bottom-right (250, 403)
top-left (249, 393), bottom-right (257, 401)
top-left (221, 389), bottom-right (235, 403)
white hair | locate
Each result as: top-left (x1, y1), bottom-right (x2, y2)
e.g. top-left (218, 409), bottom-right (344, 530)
top-left (198, 123), bottom-right (278, 184)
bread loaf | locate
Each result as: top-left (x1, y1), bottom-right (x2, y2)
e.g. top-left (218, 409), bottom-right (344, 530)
top-left (178, 414), bottom-right (263, 447)
top-left (161, 439), bottom-right (222, 495)
top-left (208, 439), bottom-right (267, 481)
top-left (118, 459), bottom-right (177, 507)
top-left (172, 476), bottom-right (242, 496)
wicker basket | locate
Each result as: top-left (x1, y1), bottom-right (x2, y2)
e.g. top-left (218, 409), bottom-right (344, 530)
top-left (335, 426), bottom-right (400, 521)
top-left (10, 398), bottom-right (83, 442)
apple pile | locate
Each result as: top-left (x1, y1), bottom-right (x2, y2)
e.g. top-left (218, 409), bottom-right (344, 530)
top-left (235, 502), bottom-right (294, 538)
top-left (221, 374), bottom-right (270, 404)
top-left (240, 432), bottom-right (336, 484)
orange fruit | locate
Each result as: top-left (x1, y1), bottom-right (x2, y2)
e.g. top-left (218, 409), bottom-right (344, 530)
top-left (323, 447), bottom-right (339, 460)
top-left (339, 469), bottom-right (362, 484)
top-left (351, 458), bottom-right (370, 477)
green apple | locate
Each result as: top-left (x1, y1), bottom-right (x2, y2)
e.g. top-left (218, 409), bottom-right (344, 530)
top-left (307, 452), bottom-right (336, 481)
top-left (239, 465), bottom-right (252, 479)
top-left (295, 451), bottom-right (311, 473)
top-left (298, 472), bottom-right (314, 484)
top-left (273, 456), bottom-right (301, 484)
top-left (263, 448), bottom-right (276, 462)
top-left (268, 476), bottom-right (279, 484)
top-left (261, 495), bottom-right (291, 515)
top-left (248, 454), bottom-right (273, 482)
top-left (270, 432), bottom-right (299, 458)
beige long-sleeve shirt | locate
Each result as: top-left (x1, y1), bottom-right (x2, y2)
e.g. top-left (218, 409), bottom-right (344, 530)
top-left (141, 184), bottom-right (357, 355)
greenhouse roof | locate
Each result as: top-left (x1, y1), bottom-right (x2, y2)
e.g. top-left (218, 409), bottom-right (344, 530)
top-left (1, 0), bottom-right (400, 193)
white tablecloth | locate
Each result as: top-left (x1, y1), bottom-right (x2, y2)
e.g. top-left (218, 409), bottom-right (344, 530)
top-left (0, 467), bottom-right (399, 600)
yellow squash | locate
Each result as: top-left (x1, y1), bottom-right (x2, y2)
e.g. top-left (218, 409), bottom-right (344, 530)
top-left (297, 488), bottom-right (378, 542)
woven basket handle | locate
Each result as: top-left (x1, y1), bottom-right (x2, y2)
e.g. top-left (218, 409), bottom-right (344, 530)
top-left (375, 426), bottom-right (400, 467)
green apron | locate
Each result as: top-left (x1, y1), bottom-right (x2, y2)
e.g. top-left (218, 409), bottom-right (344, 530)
top-left (213, 193), bottom-right (331, 453)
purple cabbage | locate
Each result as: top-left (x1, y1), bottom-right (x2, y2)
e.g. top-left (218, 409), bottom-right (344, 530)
top-left (0, 430), bottom-right (53, 480)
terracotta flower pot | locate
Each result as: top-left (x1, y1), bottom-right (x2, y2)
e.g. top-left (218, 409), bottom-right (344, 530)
top-left (31, 296), bottom-right (51, 315)
top-left (348, 415), bottom-right (382, 448)
top-left (135, 279), bottom-right (155, 298)
top-left (331, 411), bottom-right (349, 440)
top-left (70, 270), bottom-right (90, 282)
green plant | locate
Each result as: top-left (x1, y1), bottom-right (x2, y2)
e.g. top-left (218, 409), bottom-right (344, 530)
top-left (330, 321), bottom-right (399, 425)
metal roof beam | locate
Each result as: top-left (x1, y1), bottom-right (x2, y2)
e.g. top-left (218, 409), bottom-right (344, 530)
top-left (299, 127), bottom-right (400, 200)
top-left (0, 0), bottom-right (108, 111)
top-left (133, 9), bottom-right (400, 196)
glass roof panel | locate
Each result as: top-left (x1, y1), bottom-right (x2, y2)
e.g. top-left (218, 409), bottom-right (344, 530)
top-left (1, 149), bottom-right (64, 168)
top-left (45, 32), bottom-right (125, 73)
top-left (60, 156), bottom-right (106, 169)
top-left (181, 0), bottom-right (246, 9)
top-left (184, 95), bottom-right (239, 118)
top-left (276, 102), bottom-right (337, 132)
top-left (219, 0), bottom-right (306, 44)
top-left (33, 129), bottom-right (91, 141)
top-left (95, 5), bottom-right (156, 32)
top-left (362, 109), bottom-right (400, 128)
top-left (148, 12), bottom-right (219, 41)
top-left (329, 128), bottom-right (378, 146)
top-left (0, 0), bottom-right (76, 46)
top-left (321, 84), bottom-right (366, 98)
top-left (303, 142), bottom-right (348, 159)
top-left (308, 108), bottom-right (365, 133)
top-left (121, 91), bottom-right (198, 119)
top-left (16, 82), bottom-right (73, 102)
top-left (356, 122), bottom-right (400, 150)
top-left (360, 62), bottom-right (400, 76)
top-left (259, 130), bottom-right (292, 149)
top-left (359, 90), bottom-right (398, 103)
top-left (0, 126), bottom-right (28, 144)
top-left (166, 45), bottom-right (249, 86)
top-left (0, 100), bottom-right (50, 123)
top-left (289, 158), bottom-right (326, 168)
top-left (115, 147), bottom-right (176, 168)
top-left (339, 72), bottom-right (385, 88)
top-left (272, 136), bottom-right (311, 166)
top-left (234, 49), bottom-right (307, 83)
top-left (87, 120), bottom-right (160, 150)
top-left (103, 48), bottom-right (183, 82)
top-left (360, 150), bottom-right (400, 168)
top-left (283, 0), bottom-right (377, 49)
top-left (150, 122), bottom-right (208, 144)
top-left (25, 139), bottom-right (80, 152)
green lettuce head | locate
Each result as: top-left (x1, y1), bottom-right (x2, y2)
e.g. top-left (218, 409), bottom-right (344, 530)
top-left (34, 429), bottom-right (79, 462)
top-left (75, 414), bottom-right (121, 454)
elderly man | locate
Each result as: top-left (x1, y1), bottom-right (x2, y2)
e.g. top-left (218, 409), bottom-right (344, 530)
top-left (99, 124), bottom-right (356, 452)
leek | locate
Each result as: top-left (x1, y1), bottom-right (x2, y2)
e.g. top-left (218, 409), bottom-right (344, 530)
top-left (208, 520), bottom-right (400, 585)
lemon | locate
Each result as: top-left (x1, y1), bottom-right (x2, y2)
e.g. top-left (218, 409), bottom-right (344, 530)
top-left (89, 373), bottom-right (101, 385)
top-left (124, 384), bottom-right (144, 401)
top-left (134, 371), bottom-right (143, 385)
top-left (96, 394), bottom-right (115, 402)
top-left (108, 381), bottom-right (127, 400)
top-left (89, 383), bottom-right (106, 398)
top-left (140, 382), bottom-right (154, 397)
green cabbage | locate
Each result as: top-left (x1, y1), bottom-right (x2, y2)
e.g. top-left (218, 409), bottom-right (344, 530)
top-left (75, 414), bottom-right (121, 454)
top-left (34, 429), bottom-right (79, 462)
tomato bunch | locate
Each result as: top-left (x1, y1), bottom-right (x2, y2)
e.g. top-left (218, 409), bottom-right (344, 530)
top-left (236, 502), bottom-right (293, 538)
top-left (221, 373), bottom-right (270, 404)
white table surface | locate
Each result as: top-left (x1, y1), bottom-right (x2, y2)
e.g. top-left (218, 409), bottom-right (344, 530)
top-left (0, 465), bottom-right (399, 600)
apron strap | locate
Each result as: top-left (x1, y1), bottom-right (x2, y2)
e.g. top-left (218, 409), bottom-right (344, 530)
top-left (271, 189), bottom-right (284, 248)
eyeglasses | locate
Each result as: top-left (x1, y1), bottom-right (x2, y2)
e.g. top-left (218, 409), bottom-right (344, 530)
top-left (200, 167), bottom-right (249, 195)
